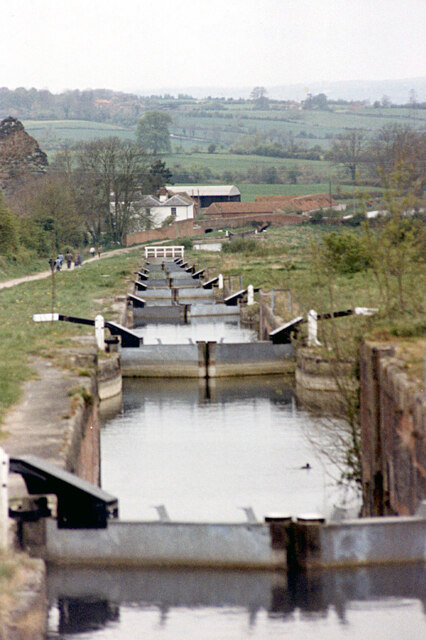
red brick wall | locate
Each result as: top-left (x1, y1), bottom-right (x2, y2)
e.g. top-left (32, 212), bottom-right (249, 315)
top-left (126, 213), bottom-right (308, 246)
top-left (360, 343), bottom-right (425, 516)
top-left (125, 219), bottom-right (195, 246)
top-left (202, 213), bottom-right (308, 228)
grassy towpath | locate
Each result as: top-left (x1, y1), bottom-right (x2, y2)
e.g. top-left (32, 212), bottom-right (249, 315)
top-left (0, 249), bottom-right (144, 427)
top-left (0, 245), bottom-right (142, 290)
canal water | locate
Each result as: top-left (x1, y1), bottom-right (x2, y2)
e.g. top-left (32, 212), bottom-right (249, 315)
top-left (46, 564), bottom-right (426, 639)
top-left (46, 319), bottom-right (426, 638)
top-left (99, 376), bottom-right (357, 523)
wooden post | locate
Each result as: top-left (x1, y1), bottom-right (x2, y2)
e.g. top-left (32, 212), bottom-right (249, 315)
top-left (95, 315), bottom-right (105, 351)
top-left (0, 447), bottom-right (9, 550)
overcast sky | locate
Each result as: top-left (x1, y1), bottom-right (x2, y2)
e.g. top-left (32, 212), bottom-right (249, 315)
top-left (1, 0), bottom-right (424, 94)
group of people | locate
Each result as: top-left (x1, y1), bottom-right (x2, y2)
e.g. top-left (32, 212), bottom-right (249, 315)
top-left (49, 247), bottom-right (102, 272)
top-left (48, 251), bottom-right (82, 272)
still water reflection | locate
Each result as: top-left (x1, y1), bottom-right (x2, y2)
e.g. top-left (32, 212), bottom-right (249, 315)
top-left (100, 377), bottom-right (357, 522)
top-left (47, 564), bottom-right (426, 639)
top-left (47, 359), bottom-right (425, 638)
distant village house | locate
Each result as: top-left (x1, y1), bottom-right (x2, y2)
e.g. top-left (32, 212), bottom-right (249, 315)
top-left (167, 185), bottom-right (241, 208)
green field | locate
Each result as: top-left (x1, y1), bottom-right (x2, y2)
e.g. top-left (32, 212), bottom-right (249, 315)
top-left (24, 119), bottom-right (135, 150)
top-left (164, 151), bottom-right (324, 171)
top-left (20, 103), bottom-right (426, 187)
top-left (236, 183), bottom-right (374, 201)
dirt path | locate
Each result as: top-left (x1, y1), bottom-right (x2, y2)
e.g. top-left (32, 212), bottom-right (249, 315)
top-left (0, 245), bottom-right (140, 291)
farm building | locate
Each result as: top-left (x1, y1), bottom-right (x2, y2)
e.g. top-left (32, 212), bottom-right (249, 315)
top-left (167, 185), bottom-right (241, 208)
top-left (254, 193), bottom-right (341, 213)
top-left (205, 193), bottom-right (340, 217)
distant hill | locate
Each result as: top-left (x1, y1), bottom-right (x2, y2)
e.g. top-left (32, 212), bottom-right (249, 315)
top-left (132, 77), bottom-right (426, 103)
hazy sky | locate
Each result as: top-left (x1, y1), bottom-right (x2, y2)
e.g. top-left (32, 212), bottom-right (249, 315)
top-left (1, 0), bottom-right (424, 93)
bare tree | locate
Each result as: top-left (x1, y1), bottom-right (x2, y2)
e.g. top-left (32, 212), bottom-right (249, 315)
top-left (367, 124), bottom-right (426, 191)
top-left (76, 138), bottom-right (147, 244)
top-left (328, 129), bottom-right (366, 183)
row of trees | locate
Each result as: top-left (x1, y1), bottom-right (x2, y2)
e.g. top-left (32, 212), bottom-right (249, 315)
top-left (0, 87), bottom-right (146, 125)
top-left (1, 138), bottom-right (173, 262)
top-left (328, 124), bottom-right (426, 188)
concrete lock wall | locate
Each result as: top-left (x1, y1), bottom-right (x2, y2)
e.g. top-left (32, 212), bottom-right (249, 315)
top-left (318, 517), bottom-right (426, 568)
top-left (33, 514), bottom-right (426, 570)
top-left (121, 344), bottom-right (204, 377)
top-left (209, 342), bottom-right (294, 377)
top-left (120, 342), bottom-right (295, 378)
top-left (133, 306), bottom-right (184, 321)
top-left (43, 519), bottom-right (285, 569)
top-left (177, 288), bottom-right (214, 300)
top-left (140, 290), bottom-right (172, 301)
top-left (190, 304), bottom-right (240, 318)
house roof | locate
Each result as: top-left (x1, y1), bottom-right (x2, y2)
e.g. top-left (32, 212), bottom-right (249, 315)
top-left (139, 195), bottom-right (160, 207)
top-left (205, 193), bottom-right (338, 216)
top-left (255, 193), bottom-right (338, 212)
top-left (139, 194), bottom-right (193, 208)
top-left (168, 185), bottom-right (241, 197)
top-left (205, 201), bottom-right (284, 215)
top-left (165, 194), bottom-right (194, 206)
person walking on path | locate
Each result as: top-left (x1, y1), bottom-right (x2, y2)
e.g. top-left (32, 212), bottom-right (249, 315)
top-left (75, 252), bottom-right (82, 267)
top-left (90, 247), bottom-right (96, 259)
top-left (65, 251), bottom-right (73, 269)
top-left (97, 247), bottom-right (102, 258)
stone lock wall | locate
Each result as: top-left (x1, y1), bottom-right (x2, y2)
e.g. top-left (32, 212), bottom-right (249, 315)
top-left (360, 343), bottom-right (425, 516)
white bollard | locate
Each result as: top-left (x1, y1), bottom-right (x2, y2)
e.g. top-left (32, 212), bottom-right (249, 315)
top-left (95, 315), bottom-right (105, 351)
top-left (0, 447), bottom-right (9, 550)
top-left (307, 309), bottom-right (322, 347)
top-left (247, 284), bottom-right (254, 306)
top-left (218, 274), bottom-right (224, 290)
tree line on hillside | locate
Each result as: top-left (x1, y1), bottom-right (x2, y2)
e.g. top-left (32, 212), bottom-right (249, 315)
top-left (227, 124), bottom-right (426, 188)
top-left (327, 125), bottom-right (426, 188)
top-left (0, 87), bottom-right (146, 126)
top-left (2, 86), bottom-right (425, 129)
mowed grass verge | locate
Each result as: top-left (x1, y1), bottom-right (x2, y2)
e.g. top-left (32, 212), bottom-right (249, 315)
top-left (0, 251), bottom-right (142, 427)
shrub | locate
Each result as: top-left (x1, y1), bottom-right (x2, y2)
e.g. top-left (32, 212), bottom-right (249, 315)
top-left (322, 231), bottom-right (370, 274)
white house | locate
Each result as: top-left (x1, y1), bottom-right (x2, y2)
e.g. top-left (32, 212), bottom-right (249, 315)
top-left (138, 193), bottom-right (195, 228)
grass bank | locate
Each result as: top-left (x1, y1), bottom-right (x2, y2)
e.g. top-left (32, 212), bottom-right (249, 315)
top-left (0, 250), bottom-right (142, 427)
top-left (189, 224), bottom-right (425, 380)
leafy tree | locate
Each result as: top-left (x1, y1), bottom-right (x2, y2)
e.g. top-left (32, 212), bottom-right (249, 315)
top-left (12, 175), bottom-right (84, 254)
top-left (362, 171), bottom-right (425, 315)
top-left (328, 130), bottom-right (367, 183)
top-left (146, 159), bottom-right (173, 193)
top-left (207, 143), bottom-right (216, 154)
top-left (0, 191), bottom-right (20, 256)
top-left (249, 86), bottom-right (269, 109)
top-left (303, 93), bottom-right (329, 110)
top-left (322, 230), bottom-right (370, 274)
top-left (287, 166), bottom-right (302, 184)
top-left (136, 111), bottom-right (172, 154)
